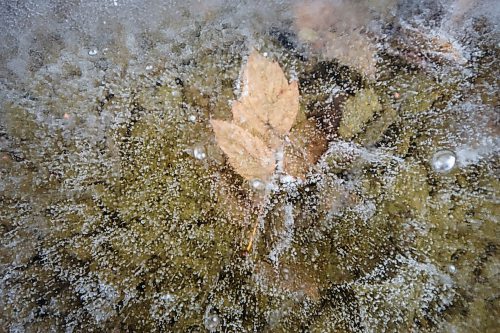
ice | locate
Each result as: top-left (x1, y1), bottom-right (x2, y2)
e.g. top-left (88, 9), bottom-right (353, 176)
top-left (0, 0), bottom-right (498, 332)
top-left (268, 203), bottom-right (295, 266)
top-left (455, 136), bottom-right (500, 167)
top-left (204, 313), bottom-right (222, 332)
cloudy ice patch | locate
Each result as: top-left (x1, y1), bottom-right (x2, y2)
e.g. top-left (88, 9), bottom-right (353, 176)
top-left (456, 135), bottom-right (500, 167)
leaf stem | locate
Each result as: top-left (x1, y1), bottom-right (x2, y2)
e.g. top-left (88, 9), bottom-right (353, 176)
top-left (245, 187), bottom-right (271, 253)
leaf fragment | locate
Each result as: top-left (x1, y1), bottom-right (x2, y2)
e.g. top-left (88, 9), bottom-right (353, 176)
top-left (211, 119), bottom-right (275, 181)
top-left (284, 118), bottom-right (328, 179)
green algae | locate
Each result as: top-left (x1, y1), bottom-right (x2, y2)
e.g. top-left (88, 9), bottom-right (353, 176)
top-left (338, 88), bottom-right (383, 139)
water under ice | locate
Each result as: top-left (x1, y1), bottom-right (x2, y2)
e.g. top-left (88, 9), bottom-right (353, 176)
top-left (0, 0), bottom-right (498, 332)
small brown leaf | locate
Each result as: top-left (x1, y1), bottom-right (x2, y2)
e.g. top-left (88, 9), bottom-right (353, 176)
top-left (284, 118), bottom-right (328, 179)
top-left (294, 0), bottom-right (379, 78)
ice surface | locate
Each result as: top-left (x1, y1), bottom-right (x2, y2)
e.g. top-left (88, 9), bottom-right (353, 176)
top-left (0, 0), bottom-right (498, 332)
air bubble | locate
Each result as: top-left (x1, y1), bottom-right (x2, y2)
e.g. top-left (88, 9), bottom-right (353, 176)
top-left (431, 149), bottom-right (456, 173)
top-left (88, 49), bottom-right (98, 56)
top-left (204, 313), bottom-right (221, 332)
top-left (193, 146), bottom-right (206, 160)
top-left (448, 264), bottom-right (457, 274)
top-left (188, 115), bottom-right (197, 123)
top-left (250, 179), bottom-right (266, 191)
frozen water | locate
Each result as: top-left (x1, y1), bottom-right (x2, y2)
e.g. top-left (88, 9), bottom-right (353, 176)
top-left (0, 0), bottom-right (498, 332)
top-left (268, 203), bottom-right (295, 266)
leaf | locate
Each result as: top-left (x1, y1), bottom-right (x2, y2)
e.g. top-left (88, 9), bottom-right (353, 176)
top-left (232, 51), bottom-right (299, 150)
top-left (294, 0), bottom-right (380, 78)
top-left (389, 26), bottom-right (468, 67)
top-left (211, 120), bottom-right (275, 181)
top-left (211, 51), bottom-right (325, 182)
top-left (255, 261), bottom-right (320, 300)
top-left (284, 118), bottom-right (328, 179)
